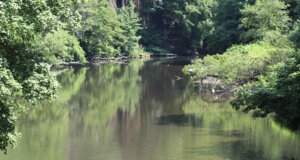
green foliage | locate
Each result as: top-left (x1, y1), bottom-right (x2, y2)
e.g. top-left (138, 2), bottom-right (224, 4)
top-left (0, 0), bottom-right (81, 153)
top-left (290, 22), bottom-right (300, 49)
top-left (35, 30), bottom-right (86, 64)
top-left (0, 0), bottom-right (81, 47)
top-left (140, 24), bottom-right (167, 54)
top-left (79, 0), bottom-right (143, 57)
top-left (79, 0), bottom-right (124, 57)
top-left (0, 0), bottom-right (145, 152)
top-left (184, 42), bottom-right (291, 84)
top-left (46, 0), bottom-right (82, 31)
top-left (139, 1), bottom-right (169, 53)
top-left (0, 56), bottom-right (21, 153)
top-left (140, 0), bottom-right (293, 54)
top-left (145, 46), bottom-right (168, 54)
top-left (164, 0), bottom-right (216, 52)
top-left (240, 0), bottom-right (291, 42)
top-left (169, 0), bottom-right (216, 51)
top-left (180, 0), bottom-right (300, 130)
top-left (119, 1), bottom-right (142, 56)
top-left (22, 63), bottom-right (59, 103)
top-left (231, 51), bottom-right (300, 129)
top-left (230, 22), bottom-right (300, 129)
top-left (283, 0), bottom-right (300, 20)
top-left (139, 0), bottom-right (217, 54)
top-left (206, 0), bottom-right (246, 53)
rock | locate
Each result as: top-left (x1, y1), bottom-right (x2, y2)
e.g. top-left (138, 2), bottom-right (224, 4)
top-left (201, 76), bottom-right (223, 87)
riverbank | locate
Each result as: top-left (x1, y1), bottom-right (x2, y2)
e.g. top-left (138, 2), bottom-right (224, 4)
top-left (53, 53), bottom-right (152, 69)
top-left (91, 53), bottom-right (151, 64)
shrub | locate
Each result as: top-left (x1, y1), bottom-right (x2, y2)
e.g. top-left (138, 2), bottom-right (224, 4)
top-left (184, 42), bottom-right (292, 85)
top-left (35, 29), bottom-right (86, 64)
top-left (231, 51), bottom-right (300, 129)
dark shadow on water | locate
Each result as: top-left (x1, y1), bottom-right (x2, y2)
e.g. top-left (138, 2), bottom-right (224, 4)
top-left (155, 114), bottom-right (203, 127)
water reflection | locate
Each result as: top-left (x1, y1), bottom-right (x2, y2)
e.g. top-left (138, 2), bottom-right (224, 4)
top-left (1, 58), bottom-right (300, 160)
top-left (183, 96), bottom-right (300, 160)
top-left (156, 114), bottom-right (198, 126)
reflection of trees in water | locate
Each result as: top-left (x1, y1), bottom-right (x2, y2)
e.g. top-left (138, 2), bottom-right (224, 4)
top-left (66, 61), bottom-right (144, 160)
top-left (182, 96), bottom-right (300, 160)
top-left (112, 61), bottom-right (198, 160)
top-left (138, 61), bottom-right (191, 116)
top-left (3, 59), bottom-right (300, 160)
top-left (111, 59), bottom-right (300, 160)
top-left (20, 67), bottom-right (87, 123)
top-left (10, 61), bottom-right (144, 159)
top-left (68, 61), bottom-right (143, 134)
top-left (12, 67), bottom-right (88, 160)
top-left (56, 67), bottom-right (88, 103)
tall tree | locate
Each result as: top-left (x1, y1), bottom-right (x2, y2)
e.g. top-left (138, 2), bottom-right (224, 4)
top-left (0, 0), bottom-right (81, 153)
top-left (164, 0), bottom-right (217, 53)
top-left (119, 0), bottom-right (142, 56)
top-left (239, 0), bottom-right (291, 42)
top-left (79, 0), bottom-right (124, 58)
top-left (206, 0), bottom-right (246, 53)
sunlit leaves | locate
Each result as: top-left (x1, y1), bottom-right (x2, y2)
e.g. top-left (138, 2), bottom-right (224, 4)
top-left (0, 56), bottom-right (21, 153)
top-left (183, 42), bottom-right (288, 84)
top-left (35, 29), bottom-right (86, 64)
top-left (0, 0), bottom-right (82, 153)
top-left (119, 1), bottom-right (142, 56)
top-left (231, 52), bottom-right (300, 129)
top-left (79, 0), bottom-right (123, 57)
top-left (240, 0), bottom-right (291, 42)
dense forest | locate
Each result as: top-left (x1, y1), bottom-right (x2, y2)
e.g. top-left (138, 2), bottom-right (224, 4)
top-left (0, 0), bottom-right (300, 155)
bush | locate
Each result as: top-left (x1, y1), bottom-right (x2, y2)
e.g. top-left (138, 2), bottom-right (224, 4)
top-left (0, 54), bottom-right (59, 152)
top-left (231, 51), bottom-right (300, 129)
top-left (183, 42), bottom-right (292, 84)
top-left (35, 29), bottom-right (86, 64)
top-left (22, 63), bottom-right (59, 103)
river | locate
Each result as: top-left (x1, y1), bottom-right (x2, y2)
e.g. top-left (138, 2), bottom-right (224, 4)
top-left (1, 57), bottom-right (300, 160)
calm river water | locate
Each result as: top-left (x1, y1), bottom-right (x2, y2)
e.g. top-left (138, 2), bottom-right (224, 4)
top-left (1, 58), bottom-right (300, 160)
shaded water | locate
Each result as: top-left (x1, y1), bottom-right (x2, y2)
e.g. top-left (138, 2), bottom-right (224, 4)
top-left (1, 58), bottom-right (300, 160)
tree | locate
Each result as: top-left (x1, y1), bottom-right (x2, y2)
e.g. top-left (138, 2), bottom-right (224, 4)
top-left (139, 0), bottom-right (217, 54)
top-left (0, 56), bottom-right (21, 153)
top-left (0, 0), bottom-right (81, 153)
top-left (231, 22), bottom-right (300, 130)
top-left (283, 0), bottom-right (300, 21)
top-left (164, 0), bottom-right (217, 52)
top-left (239, 0), bottom-right (291, 42)
top-left (78, 0), bottom-right (124, 58)
top-left (35, 29), bottom-right (86, 64)
top-left (231, 51), bottom-right (300, 129)
top-left (206, 0), bottom-right (246, 53)
top-left (119, 0), bottom-right (142, 56)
